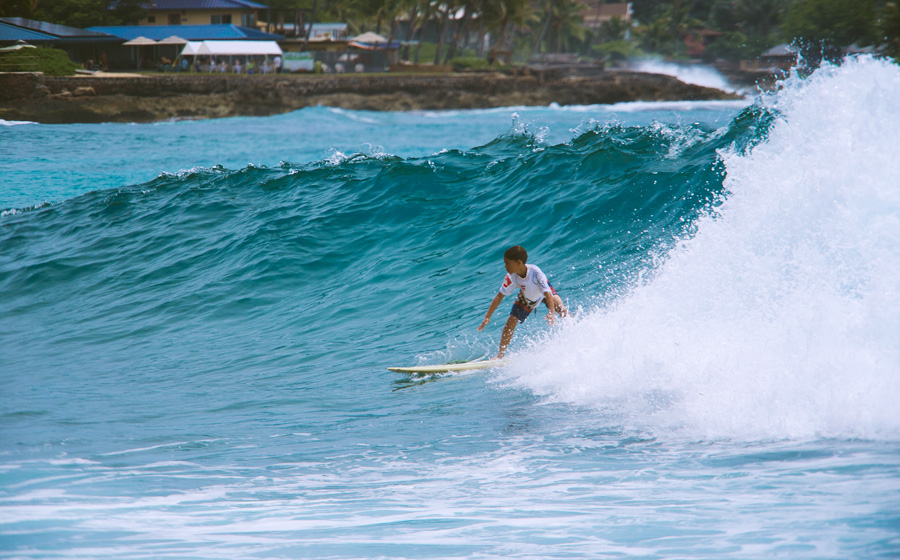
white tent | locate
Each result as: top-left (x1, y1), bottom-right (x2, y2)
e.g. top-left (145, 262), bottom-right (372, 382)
top-left (180, 41), bottom-right (203, 56)
top-left (194, 41), bottom-right (282, 56)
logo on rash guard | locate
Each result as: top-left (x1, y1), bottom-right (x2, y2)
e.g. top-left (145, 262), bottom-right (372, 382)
top-left (502, 275), bottom-right (512, 288)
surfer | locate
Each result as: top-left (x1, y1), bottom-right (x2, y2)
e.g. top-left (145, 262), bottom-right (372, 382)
top-left (478, 245), bottom-right (568, 358)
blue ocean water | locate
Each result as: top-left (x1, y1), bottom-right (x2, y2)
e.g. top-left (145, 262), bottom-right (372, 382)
top-left (1, 58), bottom-right (899, 559)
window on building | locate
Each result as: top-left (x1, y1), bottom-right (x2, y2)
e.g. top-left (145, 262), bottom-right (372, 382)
top-left (147, 15), bottom-right (156, 23)
top-left (241, 13), bottom-right (256, 26)
top-left (211, 14), bottom-right (232, 24)
top-left (168, 13), bottom-right (180, 24)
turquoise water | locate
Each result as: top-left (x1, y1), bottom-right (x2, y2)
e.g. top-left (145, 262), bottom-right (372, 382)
top-left (2, 58), bottom-right (899, 559)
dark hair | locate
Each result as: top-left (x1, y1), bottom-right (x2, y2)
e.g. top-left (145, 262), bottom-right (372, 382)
top-left (504, 245), bottom-right (528, 263)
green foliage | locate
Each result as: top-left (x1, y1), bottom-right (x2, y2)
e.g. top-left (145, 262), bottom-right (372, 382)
top-left (704, 31), bottom-right (773, 61)
top-left (9, 0), bottom-right (146, 26)
top-left (731, 0), bottom-right (785, 38)
top-left (635, 16), bottom-right (677, 54)
top-left (448, 56), bottom-right (491, 71)
top-left (537, 0), bottom-right (587, 53)
top-left (629, 0), bottom-right (671, 25)
top-left (413, 41), bottom-right (438, 63)
top-left (4, 0), bottom-right (895, 71)
top-left (0, 0), bottom-right (38, 18)
top-left (598, 15), bottom-right (629, 42)
top-left (633, 4), bottom-right (701, 57)
top-left (593, 39), bottom-right (642, 64)
top-left (33, 0), bottom-right (111, 28)
top-left (879, 2), bottom-right (900, 58)
top-left (110, 0), bottom-right (147, 25)
top-left (0, 46), bottom-right (78, 75)
top-left (782, 0), bottom-right (877, 47)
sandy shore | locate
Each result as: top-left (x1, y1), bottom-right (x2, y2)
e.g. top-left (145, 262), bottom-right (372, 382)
top-left (0, 70), bottom-right (744, 124)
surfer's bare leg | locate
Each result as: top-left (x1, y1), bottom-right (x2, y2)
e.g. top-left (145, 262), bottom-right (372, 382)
top-left (498, 315), bottom-right (519, 358)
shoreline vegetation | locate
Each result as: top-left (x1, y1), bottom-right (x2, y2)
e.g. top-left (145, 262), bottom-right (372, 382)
top-left (0, 69), bottom-right (745, 124)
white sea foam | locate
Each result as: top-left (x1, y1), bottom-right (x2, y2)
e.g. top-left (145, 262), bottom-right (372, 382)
top-left (0, 119), bottom-right (36, 126)
top-left (508, 56), bottom-right (900, 441)
top-left (631, 60), bottom-right (737, 92)
top-left (600, 99), bottom-right (752, 112)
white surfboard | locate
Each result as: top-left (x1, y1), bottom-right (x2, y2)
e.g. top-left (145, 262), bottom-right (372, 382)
top-left (387, 358), bottom-right (507, 374)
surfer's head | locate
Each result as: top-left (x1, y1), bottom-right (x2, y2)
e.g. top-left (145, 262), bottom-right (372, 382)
top-left (503, 245), bottom-right (528, 276)
top-left (504, 245), bottom-right (527, 263)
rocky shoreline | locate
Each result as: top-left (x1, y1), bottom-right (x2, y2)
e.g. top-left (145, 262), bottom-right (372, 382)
top-left (0, 70), bottom-right (744, 124)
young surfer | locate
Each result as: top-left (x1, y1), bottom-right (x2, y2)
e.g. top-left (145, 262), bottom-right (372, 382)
top-left (478, 245), bottom-right (568, 358)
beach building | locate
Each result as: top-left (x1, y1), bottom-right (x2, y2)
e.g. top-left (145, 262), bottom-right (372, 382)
top-left (88, 23), bottom-right (281, 42)
top-left (265, 22), bottom-right (348, 41)
top-left (278, 30), bottom-right (397, 74)
top-left (751, 43), bottom-right (799, 72)
top-left (129, 0), bottom-right (266, 28)
top-left (87, 23), bottom-right (282, 68)
top-left (582, 2), bottom-right (633, 32)
top-left (683, 28), bottom-right (724, 58)
top-left (276, 24), bottom-right (404, 74)
top-left (0, 17), bottom-right (122, 64)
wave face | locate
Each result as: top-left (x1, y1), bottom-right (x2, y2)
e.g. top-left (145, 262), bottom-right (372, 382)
top-left (1, 57), bottom-right (899, 559)
top-left (0, 103), bottom-right (764, 386)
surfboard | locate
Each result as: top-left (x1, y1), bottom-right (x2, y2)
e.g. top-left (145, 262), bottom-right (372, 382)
top-left (387, 358), bottom-right (507, 374)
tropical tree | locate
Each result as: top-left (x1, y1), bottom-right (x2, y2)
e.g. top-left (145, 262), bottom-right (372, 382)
top-left (732, 0), bottom-right (784, 38)
top-left (0, 0), bottom-right (40, 18)
top-left (33, 0), bottom-right (111, 27)
top-left (110, 0), bottom-right (147, 25)
top-left (782, 0), bottom-right (878, 47)
top-left (599, 15), bottom-right (630, 42)
top-left (481, 0), bottom-right (534, 60)
top-left (633, 3), bottom-right (701, 57)
top-left (532, 0), bottom-right (586, 53)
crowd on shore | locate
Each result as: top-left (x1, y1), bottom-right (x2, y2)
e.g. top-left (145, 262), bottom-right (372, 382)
top-left (150, 55), bottom-right (284, 75)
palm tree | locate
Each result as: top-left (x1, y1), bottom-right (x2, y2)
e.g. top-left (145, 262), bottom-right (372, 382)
top-left (433, 1), bottom-right (456, 64)
top-left (545, 0), bottom-right (586, 52)
top-left (733, 0), bottom-right (785, 38)
top-left (481, 0), bottom-right (534, 60)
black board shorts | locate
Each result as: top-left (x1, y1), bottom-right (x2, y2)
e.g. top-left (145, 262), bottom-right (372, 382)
top-left (510, 285), bottom-right (558, 322)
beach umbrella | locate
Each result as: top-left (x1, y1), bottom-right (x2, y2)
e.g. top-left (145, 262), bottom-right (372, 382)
top-left (350, 32), bottom-right (388, 45)
top-left (123, 36), bottom-right (158, 46)
top-left (158, 35), bottom-right (187, 66)
top-left (158, 35), bottom-right (187, 45)
top-left (123, 36), bottom-right (157, 69)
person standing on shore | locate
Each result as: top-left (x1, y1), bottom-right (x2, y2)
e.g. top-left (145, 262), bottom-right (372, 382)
top-left (274, 55), bottom-right (282, 74)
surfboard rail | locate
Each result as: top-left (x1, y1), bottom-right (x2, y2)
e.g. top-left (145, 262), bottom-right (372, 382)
top-left (387, 358), bottom-right (507, 374)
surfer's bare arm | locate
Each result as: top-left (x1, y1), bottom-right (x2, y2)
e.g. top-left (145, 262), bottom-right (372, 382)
top-left (544, 292), bottom-right (557, 325)
top-left (478, 293), bottom-right (504, 331)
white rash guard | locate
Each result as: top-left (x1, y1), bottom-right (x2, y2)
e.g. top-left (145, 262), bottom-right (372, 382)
top-left (498, 264), bottom-right (553, 309)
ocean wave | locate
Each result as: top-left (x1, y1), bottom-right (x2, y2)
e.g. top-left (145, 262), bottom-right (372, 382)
top-left (509, 56), bottom-right (900, 442)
